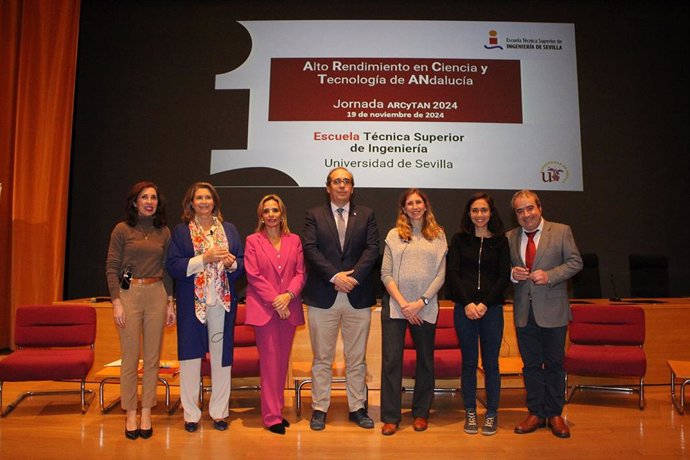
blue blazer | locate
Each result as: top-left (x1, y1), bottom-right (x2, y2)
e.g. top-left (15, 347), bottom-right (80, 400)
top-left (166, 221), bottom-right (245, 366)
top-left (302, 203), bottom-right (379, 309)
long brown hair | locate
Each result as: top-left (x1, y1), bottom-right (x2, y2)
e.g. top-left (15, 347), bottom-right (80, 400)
top-left (395, 188), bottom-right (444, 242)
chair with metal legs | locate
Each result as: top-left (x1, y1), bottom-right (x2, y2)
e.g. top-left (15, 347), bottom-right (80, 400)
top-left (564, 305), bottom-right (646, 409)
top-left (0, 305), bottom-right (97, 417)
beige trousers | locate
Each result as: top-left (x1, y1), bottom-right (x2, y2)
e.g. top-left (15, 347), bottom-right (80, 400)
top-left (308, 292), bottom-right (371, 412)
top-left (118, 281), bottom-right (167, 410)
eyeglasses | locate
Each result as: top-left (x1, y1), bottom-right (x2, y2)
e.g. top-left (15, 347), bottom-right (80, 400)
top-left (330, 178), bottom-right (352, 186)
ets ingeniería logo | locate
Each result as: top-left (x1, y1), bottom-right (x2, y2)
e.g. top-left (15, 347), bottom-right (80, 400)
top-left (484, 30), bottom-right (503, 50)
top-left (541, 161), bottom-right (569, 183)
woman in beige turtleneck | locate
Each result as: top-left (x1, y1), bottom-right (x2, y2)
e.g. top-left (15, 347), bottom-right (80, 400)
top-left (106, 181), bottom-right (175, 440)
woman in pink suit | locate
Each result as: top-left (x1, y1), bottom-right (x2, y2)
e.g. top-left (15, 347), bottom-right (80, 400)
top-left (245, 194), bottom-right (306, 434)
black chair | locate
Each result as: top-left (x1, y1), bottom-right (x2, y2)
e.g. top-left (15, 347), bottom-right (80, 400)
top-left (629, 254), bottom-right (669, 298)
top-left (571, 253), bottom-right (602, 298)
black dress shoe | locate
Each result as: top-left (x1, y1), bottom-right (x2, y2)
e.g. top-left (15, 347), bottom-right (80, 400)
top-left (268, 423), bottom-right (286, 435)
top-left (310, 410), bottom-right (327, 431)
top-left (282, 418), bottom-right (290, 428)
top-left (184, 422), bottom-right (199, 433)
top-left (348, 408), bottom-right (375, 429)
top-left (125, 428), bottom-right (140, 440)
top-left (213, 419), bottom-right (229, 431)
top-left (139, 427), bottom-right (153, 439)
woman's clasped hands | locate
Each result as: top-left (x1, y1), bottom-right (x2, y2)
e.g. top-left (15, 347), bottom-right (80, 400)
top-left (203, 246), bottom-right (236, 268)
top-left (272, 293), bottom-right (292, 320)
top-left (400, 298), bottom-right (425, 325)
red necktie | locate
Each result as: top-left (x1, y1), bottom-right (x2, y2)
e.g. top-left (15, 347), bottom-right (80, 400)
top-left (525, 230), bottom-right (537, 271)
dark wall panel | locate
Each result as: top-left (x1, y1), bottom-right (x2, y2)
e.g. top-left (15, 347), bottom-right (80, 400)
top-left (67, 0), bottom-right (689, 299)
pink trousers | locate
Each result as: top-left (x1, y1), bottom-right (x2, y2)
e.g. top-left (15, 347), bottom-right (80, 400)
top-left (254, 315), bottom-right (297, 427)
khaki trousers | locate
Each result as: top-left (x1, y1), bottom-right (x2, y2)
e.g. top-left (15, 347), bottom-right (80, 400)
top-left (308, 292), bottom-right (371, 412)
top-left (118, 281), bottom-right (167, 410)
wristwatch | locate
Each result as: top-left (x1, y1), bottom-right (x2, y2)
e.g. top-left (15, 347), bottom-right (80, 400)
top-left (420, 296), bottom-right (430, 305)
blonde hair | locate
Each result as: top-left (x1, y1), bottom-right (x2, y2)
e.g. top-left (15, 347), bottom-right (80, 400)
top-left (396, 188), bottom-right (444, 242)
top-left (255, 194), bottom-right (290, 234)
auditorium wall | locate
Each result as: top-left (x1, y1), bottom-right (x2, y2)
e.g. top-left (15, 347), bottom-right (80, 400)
top-left (66, 0), bottom-right (689, 299)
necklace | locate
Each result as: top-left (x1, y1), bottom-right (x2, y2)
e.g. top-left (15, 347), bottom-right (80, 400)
top-left (139, 225), bottom-right (152, 240)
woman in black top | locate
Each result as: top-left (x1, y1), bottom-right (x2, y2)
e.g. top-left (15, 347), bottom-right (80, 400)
top-left (446, 192), bottom-right (510, 436)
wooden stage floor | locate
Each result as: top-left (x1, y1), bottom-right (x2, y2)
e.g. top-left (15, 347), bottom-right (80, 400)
top-left (0, 383), bottom-right (687, 459)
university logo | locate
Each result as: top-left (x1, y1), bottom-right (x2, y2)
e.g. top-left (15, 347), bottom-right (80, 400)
top-left (483, 30), bottom-right (503, 50)
top-left (540, 161), bottom-right (569, 183)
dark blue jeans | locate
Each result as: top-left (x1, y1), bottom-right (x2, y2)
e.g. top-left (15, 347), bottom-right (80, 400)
top-left (515, 306), bottom-right (567, 418)
top-left (454, 304), bottom-right (504, 415)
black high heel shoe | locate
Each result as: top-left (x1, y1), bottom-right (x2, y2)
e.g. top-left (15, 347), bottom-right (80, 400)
top-left (139, 427), bottom-right (153, 439)
top-left (184, 421), bottom-right (199, 432)
top-left (125, 427), bottom-right (140, 440)
top-left (282, 418), bottom-right (290, 428)
top-left (268, 423), bottom-right (286, 435)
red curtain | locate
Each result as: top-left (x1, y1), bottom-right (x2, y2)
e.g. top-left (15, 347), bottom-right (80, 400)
top-left (0, 0), bottom-right (80, 347)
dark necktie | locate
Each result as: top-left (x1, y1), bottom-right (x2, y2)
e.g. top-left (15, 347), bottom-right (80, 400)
top-left (336, 208), bottom-right (346, 249)
top-left (525, 230), bottom-right (538, 271)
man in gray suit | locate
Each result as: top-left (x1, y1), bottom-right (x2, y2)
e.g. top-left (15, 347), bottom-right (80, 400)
top-left (507, 190), bottom-right (582, 438)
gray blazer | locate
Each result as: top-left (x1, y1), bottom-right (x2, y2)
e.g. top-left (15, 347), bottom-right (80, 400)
top-left (507, 220), bottom-right (583, 328)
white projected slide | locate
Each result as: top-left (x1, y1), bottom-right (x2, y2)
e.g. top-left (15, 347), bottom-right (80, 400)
top-left (212, 21), bottom-right (582, 190)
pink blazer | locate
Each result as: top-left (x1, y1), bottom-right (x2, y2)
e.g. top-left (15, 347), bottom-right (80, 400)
top-left (244, 232), bottom-right (306, 327)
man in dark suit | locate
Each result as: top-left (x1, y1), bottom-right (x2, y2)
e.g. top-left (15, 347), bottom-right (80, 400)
top-left (302, 167), bottom-right (380, 431)
top-left (507, 190), bottom-right (582, 438)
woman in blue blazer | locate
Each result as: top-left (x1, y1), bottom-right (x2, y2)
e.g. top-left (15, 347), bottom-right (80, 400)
top-left (167, 182), bottom-right (244, 433)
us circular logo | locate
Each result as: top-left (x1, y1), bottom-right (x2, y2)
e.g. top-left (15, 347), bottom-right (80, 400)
top-left (540, 161), bottom-right (569, 183)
